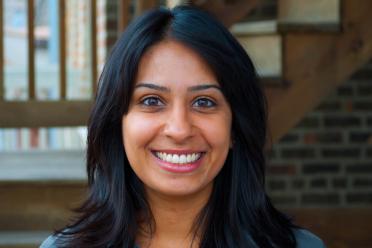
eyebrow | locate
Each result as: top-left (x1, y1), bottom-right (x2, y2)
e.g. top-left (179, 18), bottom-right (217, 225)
top-left (134, 83), bottom-right (222, 92)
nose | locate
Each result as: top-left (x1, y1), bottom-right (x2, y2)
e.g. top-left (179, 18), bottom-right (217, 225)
top-left (163, 104), bottom-right (194, 143)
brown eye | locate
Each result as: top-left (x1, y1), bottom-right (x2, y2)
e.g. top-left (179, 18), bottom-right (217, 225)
top-left (193, 98), bottom-right (216, 108)
top-left (141, 96), bottom-right (164, 106)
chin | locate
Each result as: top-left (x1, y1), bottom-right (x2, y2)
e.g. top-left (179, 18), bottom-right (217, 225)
top-left (146, 178), bottom-right (213, 198)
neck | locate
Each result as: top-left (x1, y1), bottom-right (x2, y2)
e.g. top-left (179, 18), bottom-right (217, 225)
top-left (137, 184), bottom-right (212, 248)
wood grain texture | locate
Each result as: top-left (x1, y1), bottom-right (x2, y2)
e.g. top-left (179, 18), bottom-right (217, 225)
top-left (285, 208), bottom-right (372, 248)
top-left (135, 0), bottom-right (158, 16)
top-left (58, 0), bottom-right (66, 99)
top-left (190, 0), bottom-right (260, 28)
top-left (268, 0), bottom-right (372, 141)
top-left (118, 0), bottom-right (130, 33)
top-left (0, 0), bottom-right (3, 101)
top-left (0, 101), bottom-right (93, 127)
top-left (0, 182), bottom-right (86, 230)
top-left (279, 0), bottom-right (340, 24)
top-left (27, 0), bottom-right (35, 100)
top-left (90, 0), bottom-right (98, 96)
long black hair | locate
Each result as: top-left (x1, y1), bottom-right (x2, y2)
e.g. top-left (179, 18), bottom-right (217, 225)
top-left (56, 5), bottom-right (297, 248)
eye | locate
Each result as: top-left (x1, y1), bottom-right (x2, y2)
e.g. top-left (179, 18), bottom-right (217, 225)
top-left (193, 97), bottom-right (216, 108)
top-left (140, 96), bottom-right (164, 106)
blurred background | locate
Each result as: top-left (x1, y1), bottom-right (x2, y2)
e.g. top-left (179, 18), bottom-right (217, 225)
top-left (0, 0), bottom-right (371, 247)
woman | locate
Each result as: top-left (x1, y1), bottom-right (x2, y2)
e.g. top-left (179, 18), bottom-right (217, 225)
top-left (41, 5), bottom-right (326, 248)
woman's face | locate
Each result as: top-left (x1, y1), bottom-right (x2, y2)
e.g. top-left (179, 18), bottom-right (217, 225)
top-left (122, 40), bottom-right (232, 199)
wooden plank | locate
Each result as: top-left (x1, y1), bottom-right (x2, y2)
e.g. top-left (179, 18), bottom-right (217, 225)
top-left (237, 34), bottom-right (282, 79)
top-left (0, 231), bottom-right (50, 247)
top-left (135, 0), bottom-right (158, 16)
top-left (0, 101), bottom-right (93, 127)
top-left (58, 0), bottom-right (66, 99)
top-left (166, 0), bottom-right (186, 8)
top-left (189, 0), bottom-right (260, 27)
top-left (27, 0), bottom-right (35, 100)
top-left (278, 0), bottom-right (341, 33)
top-left (0, 150), bottom-right (86, 182)
top-left (0, 182), bottom-right (86, 230)
top-left (285, 208), bottom-right (372, 248)
top-left (231, 20), bottom-right (277, 36)
top-left (0, 0), bottom-right (3, 101)
top-left (268, 0), bottom-right (372, 141)
top-left (278, 22), bottom-right (341, 33)
top-left (279, 0), bottom-right (340, 24)
top-left (118, 0), bottom-right (130, 33)
top-left (90, 0), bottom-right (97, 96)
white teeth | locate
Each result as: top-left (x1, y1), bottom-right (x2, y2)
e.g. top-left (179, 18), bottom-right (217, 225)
top-left (166, 154), bottom-right (172, 162)
top-left (179, 155), bottom-right (186, 163)
top-left (155, 152), bottom-right (202, 164)
top-left (186, 154), bottom-right (192, 163)
top-left (191, 153), bottom-right (196, 161)
top-left (172, 154), bottom-right (180, 163)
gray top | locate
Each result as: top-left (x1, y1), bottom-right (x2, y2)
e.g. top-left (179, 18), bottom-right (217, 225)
top-left (40, 228), bottom-right (326, 247)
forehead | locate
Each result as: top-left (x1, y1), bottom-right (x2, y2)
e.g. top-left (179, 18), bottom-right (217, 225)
top-left (135, 40), bottom-right (218, 88)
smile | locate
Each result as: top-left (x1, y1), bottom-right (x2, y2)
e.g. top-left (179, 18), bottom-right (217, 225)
top-left (154, 152), bottom-right (203, 164)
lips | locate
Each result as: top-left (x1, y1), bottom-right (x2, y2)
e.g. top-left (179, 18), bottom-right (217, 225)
top-left (154, 151), bottom-right (202, 164)
top-left (151, 150), bottom-right (205, 173)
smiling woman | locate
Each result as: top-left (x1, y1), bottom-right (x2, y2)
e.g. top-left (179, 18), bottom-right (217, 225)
top-left (41, 5), bottom-right (326, 248)
top-left (123, 41), bottom-right (232, 201)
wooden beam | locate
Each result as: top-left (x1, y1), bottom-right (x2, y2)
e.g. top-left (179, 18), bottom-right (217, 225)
top-left (278, 0), bottom-right (341, 32)
top-left (166, 0), bottom-right (186, 8)
top-left (135, 0), bottom-right (158, 16)
top-left (0, 101), bottom-right (93, 127)
top-left (237, 34), bottom-right (282, 79)
top-left (58, 0), bottom-right (66, 99)
top-left (268, 0), bottom-right (372, 141)
top-left (0, 0), bottom-right (3, 101)
top-left (0, 182), bottom-right (86, 230)
top-left (285, 208), bottom-right (372, 248)
top-left (191, 0), bottom-right (260, 28)
top-left (90, 0), bottom-right (98, 96)
top-left (279, 0), bottom-right (340, 25)
top-left (27, 0), bottom-right (35, 100)
top-left (118, 0), bottom-right (130, 33)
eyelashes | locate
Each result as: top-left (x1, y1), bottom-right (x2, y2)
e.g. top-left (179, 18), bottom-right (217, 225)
top-left (193, 98), bottom-right (216, 108)
top-left (139, 96), bottom-right (217, 109)
top-left (140, 96), bottom-right (164, 107)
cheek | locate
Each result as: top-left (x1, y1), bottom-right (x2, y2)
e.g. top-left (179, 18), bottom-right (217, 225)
top-left (199, 114), bottom-right (232, 150)
top-left (122, 113), bottom-right (159, 152)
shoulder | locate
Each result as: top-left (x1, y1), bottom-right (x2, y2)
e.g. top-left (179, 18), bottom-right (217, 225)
top-left (39, 234), bottom-right (140, 248)
top-left (293, 228), bottom-right (327, 248)
top-left (40, 235), bottom-right (58, 248)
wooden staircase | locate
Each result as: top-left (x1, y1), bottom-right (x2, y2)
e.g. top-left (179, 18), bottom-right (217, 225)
top-left (1, 0), bottom-right (372, 247)
top-left (228, 0), bottom-right (372, 142)
top-left (0, 151), bottom-right (86, 248)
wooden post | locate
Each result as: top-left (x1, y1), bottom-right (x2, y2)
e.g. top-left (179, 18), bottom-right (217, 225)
top-left (90, 0), bottom-right (98, 96)
top-left (27, 0), bottom-right (36, 100)
top-left (135, 0), bottom-right (158, 16)
top-left (59, 0), bottom-right (66, 99)
top-left (0, 0), bottom-right (3, 100)
top-left (118, 0), bottom-right (130, 33)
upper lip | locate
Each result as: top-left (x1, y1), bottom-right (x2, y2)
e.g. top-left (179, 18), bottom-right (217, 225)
top-left (151, 149), bottom-right (205, 154)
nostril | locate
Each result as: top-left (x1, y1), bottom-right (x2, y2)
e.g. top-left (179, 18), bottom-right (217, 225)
top-left (163, 118), bottom-right (194, 140)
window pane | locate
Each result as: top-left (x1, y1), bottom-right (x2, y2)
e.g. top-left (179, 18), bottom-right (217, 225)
top-left (4, 0), bottom-right (28, 100)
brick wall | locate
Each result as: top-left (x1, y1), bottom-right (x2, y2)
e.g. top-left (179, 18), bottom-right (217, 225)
top-left (267, 60), bottom-right (372, 207)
